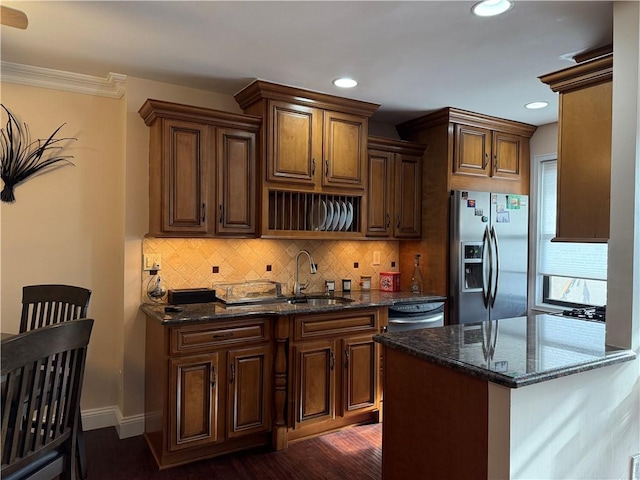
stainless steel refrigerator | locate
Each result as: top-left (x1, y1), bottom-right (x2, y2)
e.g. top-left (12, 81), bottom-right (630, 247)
top-left (449, 190), bottom-right (529, 324)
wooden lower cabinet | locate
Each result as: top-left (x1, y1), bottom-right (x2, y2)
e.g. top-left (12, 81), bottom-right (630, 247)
top-left (169, 353), bottom-right (221, 451)
top-left (144, 308), bottom-right (383, 468)
top-left (145, 316), bottom-right (273, 468)
top-left (287, 309), bottom-right (381, 442)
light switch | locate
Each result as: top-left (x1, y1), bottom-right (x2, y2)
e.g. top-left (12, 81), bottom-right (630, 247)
top-left (143, 253), bottom-right (162, 271)
top-left (373, 251), bottom-right (381, 266)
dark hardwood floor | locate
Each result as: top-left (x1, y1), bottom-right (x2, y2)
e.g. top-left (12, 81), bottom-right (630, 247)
top-left (84, 424), bottom-right (382, 479)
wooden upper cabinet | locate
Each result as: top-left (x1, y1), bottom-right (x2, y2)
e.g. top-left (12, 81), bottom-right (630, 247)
top-left (454, 124), bottom-right (490, 177)
top-left (139, 99), bottom-right (261, 238)
top-left (366, 137), bottom-right (425, 239)
top-left (323, 111), bottom-right (367, 189)
top-left (268, 100), bottom-right (321, 185)
top-left (235, 80), bottom-right (379, 238)
top-left (454, 124), bottom-right (524, 181)
top-left (161, 119), bottom-right (210, 234)
top-left (539, 53), bottom-right (612, 242)
top-left (216, 128), bottom-right (257, 235)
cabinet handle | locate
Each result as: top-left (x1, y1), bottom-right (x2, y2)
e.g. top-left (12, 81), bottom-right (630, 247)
top-left (312, 158), bottom-right (316, 176)
top-left (212, 332), bottom-right (234, 339)
top-left (201, 203), bottom-right (206, 222)
top-left (230, 364), bottom-right (235, 384)
top-left (396, 213), bottom-right (401, 229)
top-left (219, 204), bottom-right (224, 224)
top-left (385, 213), bottom-right (391, 229)
top-left (344, 349), bottom-right (349, 368)
top-left (325, 159), bottom-right (329, 177)
top-left (493, 154), bottom-right (498, 171)
top-left (211, 366), bottom-right (217, 388)
top-left (330, 350), bottom-right (335, 370)
top-left (483, 153), bottom-right (489, 169)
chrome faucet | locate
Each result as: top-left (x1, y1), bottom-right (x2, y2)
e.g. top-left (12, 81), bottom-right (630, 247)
top-left (293, 249), bottom-right (317, 296)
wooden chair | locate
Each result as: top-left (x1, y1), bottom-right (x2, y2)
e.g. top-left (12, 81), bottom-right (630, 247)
top-left (19, 284), bottom-right (92, 479)
top-left (20, 285), bottom-right (92, 333)
top-left (1, 318), bottom-right (94, 480)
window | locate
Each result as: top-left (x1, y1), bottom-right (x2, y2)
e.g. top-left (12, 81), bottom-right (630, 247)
top-left (536, 159), bottom-right (607, 309)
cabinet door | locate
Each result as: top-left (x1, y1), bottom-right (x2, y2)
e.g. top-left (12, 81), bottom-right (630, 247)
top-left (491, 131), bottom-right (522, 181)
top-left (394, 154), bottom-right (422, 238)
top-left (227, 345), bottom-right (271, 439)
top-left (454, 124), bottom-right (491, 178)
top-left (268, 100), bottom-right (322, 185)
top-left (162, 119), bottom-right (210, 233)
top-left (293, 340), bottom-right (336, 428)
top-left (323, 111), bottom-right (367, 189)
top-left (366, 149), bottom-right (394, 237)
top-left (341, 336), bottom-right (377, 417)
top-left (216, 127), bottom-right (256, 235)
top-left (169, 353), bottom-right (220, 451)
top-left (556, 81), bottom-right (612, 241)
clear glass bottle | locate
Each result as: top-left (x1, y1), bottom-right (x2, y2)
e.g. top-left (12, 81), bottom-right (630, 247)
top-left (410, 254), bottom-right (423, 294)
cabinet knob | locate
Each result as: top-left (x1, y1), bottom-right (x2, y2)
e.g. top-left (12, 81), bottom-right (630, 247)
top-left (325, 160), bottom-right (330, 177)
top-left (219, 204), bottom-right (224, 224)
top-left (201, 203), bottom-right (206, 222)
top-left (386, 213), bottom-right (391, 229)
top-left (312, 158), bottom-right (316, 176)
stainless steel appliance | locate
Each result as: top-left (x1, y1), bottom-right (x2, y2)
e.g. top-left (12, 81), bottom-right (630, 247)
top-left (450, 190), bottom-right (529, 324)
top-left (386, 300), bottom-right (445, 332)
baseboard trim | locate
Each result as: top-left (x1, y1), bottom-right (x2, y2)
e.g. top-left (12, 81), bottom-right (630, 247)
top-left (81, 406), bottom-right (144, 439)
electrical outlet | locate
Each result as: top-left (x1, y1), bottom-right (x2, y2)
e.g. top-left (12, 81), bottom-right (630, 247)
top-left (632, 453), bottom-right (640, 480)
top-left (143, 253), bottom-right (162, 271)
top-left (373, 251), bottom-right (381, 266)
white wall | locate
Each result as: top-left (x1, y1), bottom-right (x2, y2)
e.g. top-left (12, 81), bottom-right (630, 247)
top-left (512, 3), bottom-right (640, 478)
top-left (0, 83), bottom-right (126, 415)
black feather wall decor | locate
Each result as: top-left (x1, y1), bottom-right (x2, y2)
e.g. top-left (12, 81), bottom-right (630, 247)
top-left (1, 104), bottom-right (77, 203)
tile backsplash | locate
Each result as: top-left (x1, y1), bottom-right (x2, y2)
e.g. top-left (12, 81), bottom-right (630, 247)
top-left (142, 238), bottom-right (399, 302)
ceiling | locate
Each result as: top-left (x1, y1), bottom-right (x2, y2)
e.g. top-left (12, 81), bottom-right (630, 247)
top-left (0, 1), bottom-right (613, 127)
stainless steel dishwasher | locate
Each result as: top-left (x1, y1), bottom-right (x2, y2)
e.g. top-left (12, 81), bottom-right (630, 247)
top-left (386, 300), bottom-right (446, 333)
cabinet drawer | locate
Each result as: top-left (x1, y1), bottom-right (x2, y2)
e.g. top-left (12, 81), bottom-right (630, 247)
top-left (294, 309), bottom-right (378, 341)
top-left (171, 318), bottom-right (270, 355)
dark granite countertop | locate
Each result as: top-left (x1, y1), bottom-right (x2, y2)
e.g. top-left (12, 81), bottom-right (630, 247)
top-left (141, 290), bottom-right (446, 325)
top-left (373, 314), bottom-right (636, 388)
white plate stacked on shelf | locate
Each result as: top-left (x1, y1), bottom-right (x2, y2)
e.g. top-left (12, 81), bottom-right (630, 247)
top-left (344, 201), bottom-right (353, 231)
top-left (323, 200), bottom-right (334, 231)
top-left (308, 200), bottom-right (327, 231)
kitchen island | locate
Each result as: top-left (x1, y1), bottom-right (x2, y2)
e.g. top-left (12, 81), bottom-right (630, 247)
top-left (373, 314), bottom-right (636, 480)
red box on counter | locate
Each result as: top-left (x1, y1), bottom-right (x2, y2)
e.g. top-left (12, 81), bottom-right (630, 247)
top-left (379, 272), bottom-right (401, 292)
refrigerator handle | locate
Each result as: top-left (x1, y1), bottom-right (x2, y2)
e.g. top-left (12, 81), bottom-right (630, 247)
top-left (490, 226), bottom-right (500, 307)
top-left (482, 225), bottom-right (491, 308)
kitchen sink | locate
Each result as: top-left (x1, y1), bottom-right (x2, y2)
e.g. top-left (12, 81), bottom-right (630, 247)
top-left (286, 295), bottom-right (355, 305)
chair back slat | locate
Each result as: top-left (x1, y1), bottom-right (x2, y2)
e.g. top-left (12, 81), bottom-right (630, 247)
top-left (20, 285), bottom-right (92, 333)
top-left (1, 319), bottom-right (93, 478)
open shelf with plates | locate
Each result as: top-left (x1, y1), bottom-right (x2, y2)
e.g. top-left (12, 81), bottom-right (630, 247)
top-left (267, 190), bottom-right (362, 236)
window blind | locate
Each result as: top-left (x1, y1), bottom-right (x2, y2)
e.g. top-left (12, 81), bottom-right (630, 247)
top-left (537, 160), bottom-right (608, 280)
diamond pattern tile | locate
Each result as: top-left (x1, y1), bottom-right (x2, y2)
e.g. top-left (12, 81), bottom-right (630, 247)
top-left (142, 238), bottom-right (400, 301)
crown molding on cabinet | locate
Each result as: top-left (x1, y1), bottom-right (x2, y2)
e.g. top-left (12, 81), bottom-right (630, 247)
top-left (0, 61), bottom-right (127, 99)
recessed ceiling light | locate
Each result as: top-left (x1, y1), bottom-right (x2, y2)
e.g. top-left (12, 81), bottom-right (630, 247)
top-left (333, 78), bottom-right (358, 88)
top-left (525, 101), bottom-right (549, 110)
top-left (472, 0), bottom-right (513, 17)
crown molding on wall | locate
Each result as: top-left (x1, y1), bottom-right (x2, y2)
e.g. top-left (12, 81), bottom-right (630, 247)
top-left (0, 62), bottom-right (127, 98)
